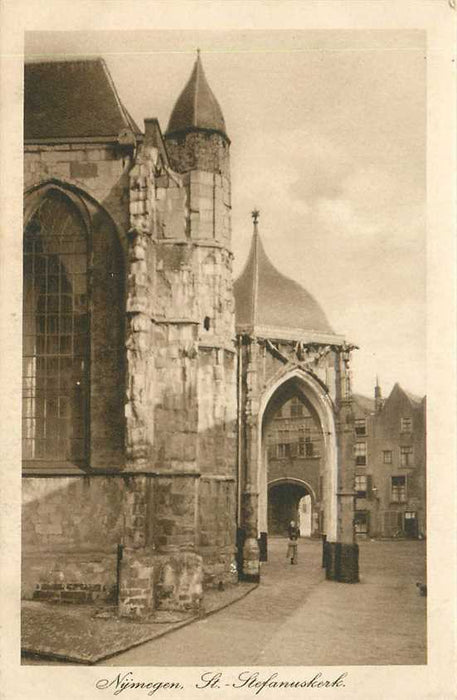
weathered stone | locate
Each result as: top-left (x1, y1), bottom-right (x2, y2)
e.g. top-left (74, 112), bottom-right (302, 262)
top-left (23, 58), bottom-right (240, 618)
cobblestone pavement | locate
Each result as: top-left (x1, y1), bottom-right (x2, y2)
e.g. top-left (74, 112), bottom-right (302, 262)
top-left (101, 538), bottom-right (426, 667)
top-left (21, 581), bottom-right (258, 665)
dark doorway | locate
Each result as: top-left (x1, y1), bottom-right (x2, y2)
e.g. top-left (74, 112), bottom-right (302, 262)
top-left (268, 481), bottom-right (308, 536)
top-left (404, 511), bottom-right (418, 539)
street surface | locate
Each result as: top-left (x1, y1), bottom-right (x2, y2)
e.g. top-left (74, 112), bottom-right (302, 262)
top-left (101, 538), bottom-right (426, 666)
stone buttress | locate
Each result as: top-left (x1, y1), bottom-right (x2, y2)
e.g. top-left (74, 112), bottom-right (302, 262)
top-left (119, 55), bottom-right (237, 615)
top-left (164, 53), bottom-right (237, 589)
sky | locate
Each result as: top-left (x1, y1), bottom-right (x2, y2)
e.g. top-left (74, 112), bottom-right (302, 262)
top-left (25, 30), bottom-right (427, 398)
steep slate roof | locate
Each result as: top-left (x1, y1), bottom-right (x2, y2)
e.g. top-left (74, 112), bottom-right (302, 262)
top-left (389, 382), bottom-right (424, 407)
top-left (166, 53), bottom-right (227, 137)
top-left (234, 230), bottom-right (337, 340)
top-left (24, 58), bottom-right (141, 141)
top-left (354, 385), bottom-right (424, 415)
top-left (352, 394), bottom-right (376, 414)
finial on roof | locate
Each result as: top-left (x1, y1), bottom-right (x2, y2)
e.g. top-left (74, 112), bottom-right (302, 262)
top-left (166, 50), bottom-right (227, 137)
top-left (233, 219), bottom-right (335, 336)
top-left (375, 377), bottom-right (383, 411)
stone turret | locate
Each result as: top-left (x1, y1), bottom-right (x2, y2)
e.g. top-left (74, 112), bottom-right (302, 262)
top-left (165, 51), bottom-right (231, 248)
top-left (157, 52), bottom-right (237, 588)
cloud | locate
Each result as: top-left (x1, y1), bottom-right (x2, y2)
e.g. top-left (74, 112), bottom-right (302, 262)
top-left (231, 125), bottom-right (426, 396)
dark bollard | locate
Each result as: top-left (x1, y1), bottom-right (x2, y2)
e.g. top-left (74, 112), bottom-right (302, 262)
top-left (258, 532), bottom-right (268, 562)
top-left (326, 541), bottom-right (360, 583)
top-left (325, 542), bottom-right (338, 580)
top-left (322, 534), bottom-right (327, 568)
top-left (337, 543), bottom-right (359, 583)
top-left (236, 527), bottom-right (246, 579)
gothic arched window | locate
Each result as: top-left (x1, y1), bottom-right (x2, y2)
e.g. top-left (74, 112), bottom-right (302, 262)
top-left (23, 189), bottom-right (125, 470)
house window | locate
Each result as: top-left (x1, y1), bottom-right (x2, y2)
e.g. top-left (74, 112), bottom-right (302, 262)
top-left (354, 511), bottom-right (369, 534)
top-left (354, 418), bottom-right (366, 436)
top-left (401, 417), bottom-right (413, 433)
top-left (354, 442), bottom-right (367, 466)
top-left (23, 188), bottom-right (124, 470)
top-left (383, 450), bottom-right (393, 464)
top-left (277, 443), bottom-right (291, 458)
top-left (355, 475), bottom-right (367, 498)
top-left (290, 396), bottom-right (303, 417)
top-left (298, 436), bottom-right (305, 456)
top-left (400, 446), bottom-right (413, 467)
top-left (391, 476), bottom-right (407, 502)
top-left (23, 192), bottom-right (89, 464)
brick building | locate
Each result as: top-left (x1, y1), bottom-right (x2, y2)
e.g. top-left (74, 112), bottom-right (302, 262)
top-left (22, 54), bottom-right (361, 617)
top-left (352, 382), bottom-right (426, 539)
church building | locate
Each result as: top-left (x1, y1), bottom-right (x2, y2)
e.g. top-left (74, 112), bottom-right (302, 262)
top-left (22, 54), bottom-right (360, 617)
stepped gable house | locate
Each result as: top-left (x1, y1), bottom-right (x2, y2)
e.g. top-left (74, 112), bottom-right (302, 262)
top-left (352, 382), bottom-right (426, 539)
top-left (22, 54), bottom-right (361, 617)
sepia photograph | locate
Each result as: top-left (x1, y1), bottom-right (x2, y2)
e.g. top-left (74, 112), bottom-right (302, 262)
top-left (0, 2), bottom-right (455, 699)
top-left (20, 28), bottom-right (427, 667)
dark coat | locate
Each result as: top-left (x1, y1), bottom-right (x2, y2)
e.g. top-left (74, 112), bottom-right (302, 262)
top-left (288, 524), bottom-right (300, 540)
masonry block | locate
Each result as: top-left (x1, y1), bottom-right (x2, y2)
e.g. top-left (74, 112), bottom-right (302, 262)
top-left (155, 551), bottom-right (203, 611)
top-left (118, 550), bottom-right (155, 618)
top-left (70, 161), bottom-right (98, 179)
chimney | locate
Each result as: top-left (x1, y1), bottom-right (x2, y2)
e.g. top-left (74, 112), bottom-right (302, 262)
top-left (375, 376), bottom-right (384, 413)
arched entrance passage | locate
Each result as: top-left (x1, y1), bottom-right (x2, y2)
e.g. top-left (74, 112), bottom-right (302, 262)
top-left (258, 368), bottom-right (338, 544)
top-left (268, 477), bottom-right (316, 537)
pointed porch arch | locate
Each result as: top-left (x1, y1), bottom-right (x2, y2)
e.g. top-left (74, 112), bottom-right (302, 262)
top-left (257, 366), bottom-right (338, 542)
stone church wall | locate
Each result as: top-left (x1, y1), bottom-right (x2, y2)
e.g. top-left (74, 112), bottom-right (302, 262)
top-left (166, 131), bottom-right (230, 179)
top-left (197, 476), bottom-right (237, 586)
top-left (22, 475), bottom-right (125, 603)
top-left (24, 144), bottom-right (130, 245)
top-left (22, 93), bottom-right (238, 612)
top-left (22, 144), bottom-right (131, 603)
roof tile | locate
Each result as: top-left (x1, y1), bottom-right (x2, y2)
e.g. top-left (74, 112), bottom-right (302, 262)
top-left (166, 53), bottom-right (226, 137)
top-left (25, 59), bottom-right (141, 141)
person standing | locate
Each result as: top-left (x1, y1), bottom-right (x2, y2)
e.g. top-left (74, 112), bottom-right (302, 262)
top-left (286, 520), bottom-right (300, 564)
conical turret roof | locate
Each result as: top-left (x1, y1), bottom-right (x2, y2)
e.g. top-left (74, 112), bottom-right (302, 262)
top-left (234, 222), bottom-right (339, 342)
top-left (166, 52), bottom-right (227, 137)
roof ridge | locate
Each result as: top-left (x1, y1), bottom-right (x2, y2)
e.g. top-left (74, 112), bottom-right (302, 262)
top-left (193, 53), bottom-right (200, 130)
top-left (100, 58), bottom-right (141, 135)
top-left (252, 231), bottom-right (259, 328)
top-left (25, 57), bottom-right (103, 65)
